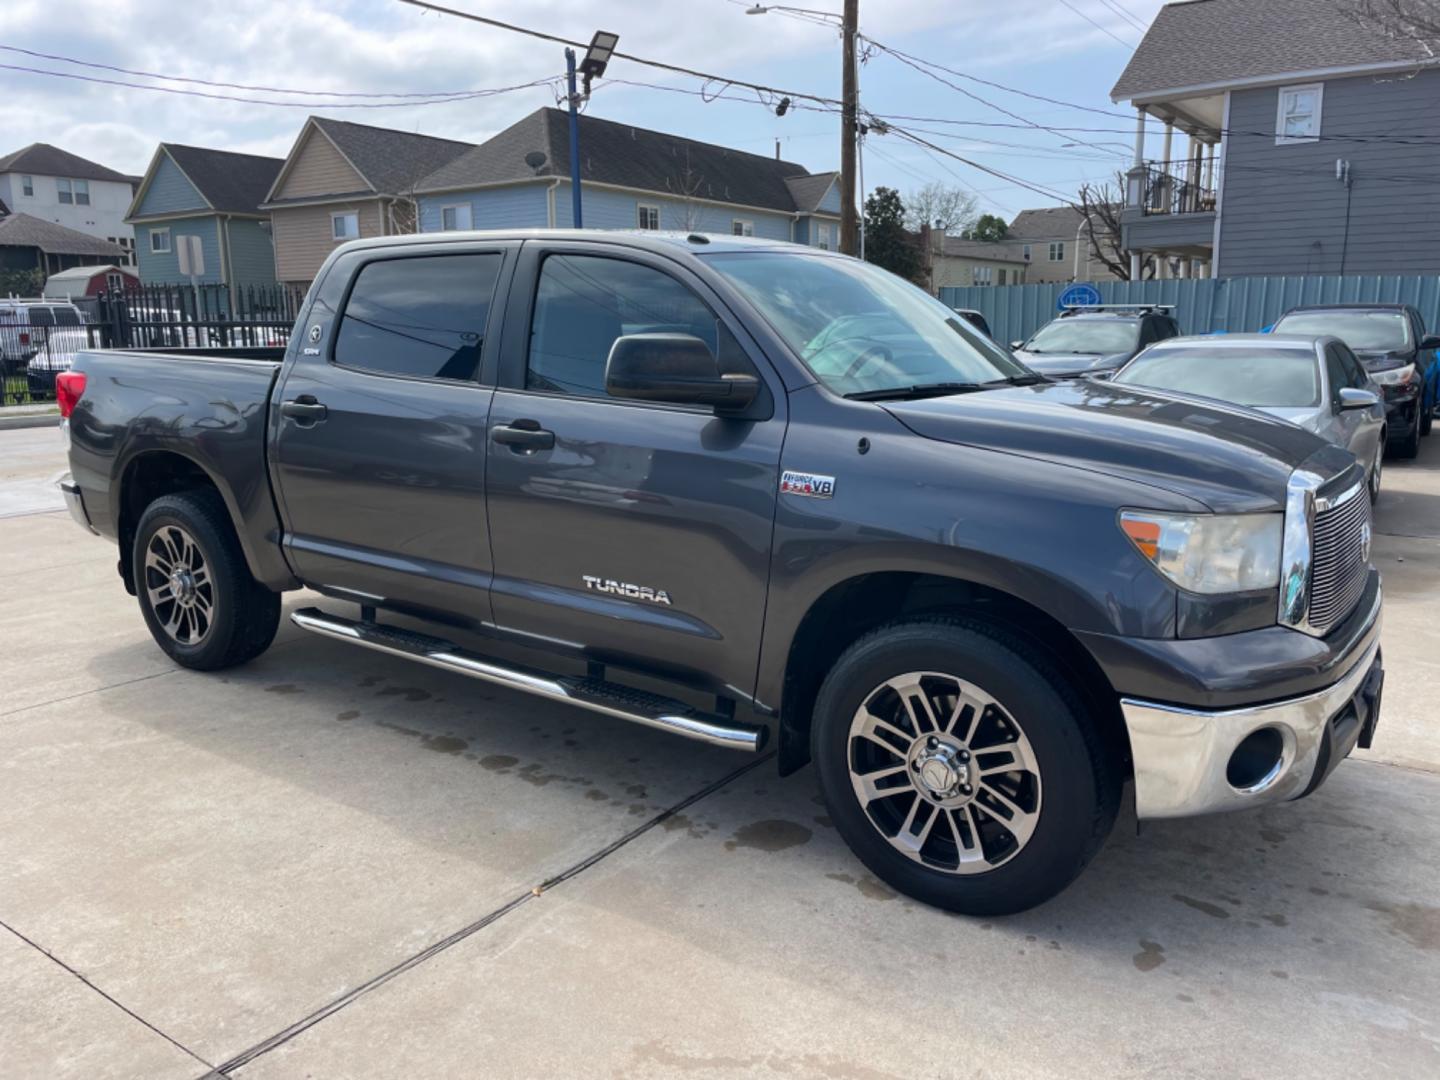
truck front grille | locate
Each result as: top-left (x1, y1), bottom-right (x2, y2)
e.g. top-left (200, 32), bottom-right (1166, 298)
top-left (1307, 484), bottom-right (1370, 635)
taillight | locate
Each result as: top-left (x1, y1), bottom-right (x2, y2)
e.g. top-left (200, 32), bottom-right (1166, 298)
top-left (18, 332), bottom-right (29, 345)
top-left (56, 371), bottom-right (87, 418)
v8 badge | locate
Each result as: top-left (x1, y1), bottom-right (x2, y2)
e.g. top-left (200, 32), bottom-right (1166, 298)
top-left (780, 470), bottom-right (835, 498)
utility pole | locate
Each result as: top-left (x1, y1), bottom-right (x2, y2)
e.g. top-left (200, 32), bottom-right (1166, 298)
top-left (840, 0), bottom-right (859, 255)
top-left (565, 47), bottom-right (584, 228)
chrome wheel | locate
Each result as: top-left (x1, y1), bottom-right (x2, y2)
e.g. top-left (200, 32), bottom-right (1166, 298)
top-left (847, 671), bottom-right (1042, 875)
top-left (143, 524), bottom-right (215, 645)
top-left (1369, 441), bottom-right (1383, 502)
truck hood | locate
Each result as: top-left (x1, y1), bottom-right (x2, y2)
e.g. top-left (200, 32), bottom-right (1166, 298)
top-left (882, 379), bottom-right (1338, 512)
top-left (1013, 350), bottom-right (1128, 377)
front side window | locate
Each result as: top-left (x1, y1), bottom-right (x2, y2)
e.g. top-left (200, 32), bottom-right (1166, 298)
top-left (334, 253), bottom-right (501, 381)
top-left (527, 254), bottom-right (720, 399)
top-left (1024, 318), bottom-right (1138, 356)
top-left (1048, 241), bottom-right (1064, 261)
top-left (1277, 83), bottom-right (1322, 144)
top-left (705, 251), bottom-right (1026, 398)
top-left (440, 204), bottom-right (472, 231)
top-left (74, 179), bottom-right (90, 206)
top-left (332, 211), bottom-right (360, 241)
top-left (150, 228), bottom-right (171, 254)
top-left (637, 204), bottom-right (660, 230)
top-left (57, 178), bottom-right (73, 204)
top-left (1114, 346), bottom-right (1320, 408)
top-left (21, 175), bottom-right (33, 196)
top-left (732, 219), bottom-right (754, 237)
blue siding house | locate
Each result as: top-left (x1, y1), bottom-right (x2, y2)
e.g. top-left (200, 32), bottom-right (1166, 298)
top-left (414, 108), bottom-right (840, 245)
top-left (127, 144), bottom-right (283, 287)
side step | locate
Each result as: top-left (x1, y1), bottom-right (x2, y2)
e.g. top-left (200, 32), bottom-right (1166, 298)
top-left (290, 607), bottom-right (768, 753)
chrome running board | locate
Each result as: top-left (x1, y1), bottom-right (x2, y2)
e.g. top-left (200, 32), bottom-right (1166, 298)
top-left (290, 607), bottom-right (767, 753)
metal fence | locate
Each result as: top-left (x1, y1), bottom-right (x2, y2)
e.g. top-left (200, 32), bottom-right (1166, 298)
top-left (940, 274), bottom-right (1440, 347)
top-left (1, 282), bottom-right (304, 406)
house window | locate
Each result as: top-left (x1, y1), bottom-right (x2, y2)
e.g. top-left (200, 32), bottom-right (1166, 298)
top-left (731, 219), bottom-right (754, 237)
top-left (73, 180), bottom-right (90, 206)
top-left (998, 269), bottom-right (1007, 286)
top-left (21, 175), bottom-right (33, 197)
top-left (332, 211), bottom-right (360, 241)
top-left (1022, 244), bottom-right (1031, 261)
top-left (440, 204), bottom-right (473, 231)
top-left (150, 228), bottom-right (171, 254)
top-left (816, 223), bottom-right (831, 250)
top-left (106, 272), bottom-right (124, 293)
top-left (57, 178), bottom-right (73, 204)
top-left (974, 267), bottom-right (993, 287)
top-left (637, 204), bottom-right (660, 230)
top-left (1276, 83), bottom-right (1323, 144)
top-left (1048, 241), bottom-right (1065, 261)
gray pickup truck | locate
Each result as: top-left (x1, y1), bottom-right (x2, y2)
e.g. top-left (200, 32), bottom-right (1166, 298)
top-left (58, 231), bottom-right (1384, 915)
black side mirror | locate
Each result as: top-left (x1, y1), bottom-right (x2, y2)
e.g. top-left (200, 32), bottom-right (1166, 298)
top-left (1420, 333), bottom-right (1440, 350)
top-left (605, 333), bottom-right (758, 412)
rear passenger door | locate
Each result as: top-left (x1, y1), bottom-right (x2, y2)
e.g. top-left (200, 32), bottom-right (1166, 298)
top-left (483, 241), bottom-right (786, 701)
top-left (270, 243), bottom-right (515, 625)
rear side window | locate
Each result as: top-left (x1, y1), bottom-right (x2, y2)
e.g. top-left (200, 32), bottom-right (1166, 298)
top-left (334, 254), bottom-right (501, 381)
top-left (28, 308), bottom-right (55, 327)
top-left (527, 254), bottom-right (720, 398)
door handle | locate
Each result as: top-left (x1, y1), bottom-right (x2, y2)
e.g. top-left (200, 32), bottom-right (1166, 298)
top-left (281, 396), bottom-right (328, 423)
top-left (491, 420), bottom-right (555, 451)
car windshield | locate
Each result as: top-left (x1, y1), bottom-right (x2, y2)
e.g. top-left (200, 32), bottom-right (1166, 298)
top-left (1113, 346), bottom-right (1321, 408)
top-left (1273, 310), bottom-right (1409, 352)
top-left (702, 252), bottom-right (1028, 396)
top-left (1024, 318), bottom-right (1139, 355)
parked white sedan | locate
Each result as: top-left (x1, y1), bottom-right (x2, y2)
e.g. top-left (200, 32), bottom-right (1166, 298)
top-left (1110, 334), bottom-right (1387, 502)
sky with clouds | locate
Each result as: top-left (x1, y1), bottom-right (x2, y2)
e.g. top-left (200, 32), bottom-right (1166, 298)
top-left (1, 0), bottom-right (1172, 221)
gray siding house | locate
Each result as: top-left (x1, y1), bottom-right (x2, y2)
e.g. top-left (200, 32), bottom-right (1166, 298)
top-left (1111, 0), bottom-right (1440, 278)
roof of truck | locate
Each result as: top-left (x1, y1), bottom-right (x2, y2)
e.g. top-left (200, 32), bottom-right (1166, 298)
top-left (331, 229), bottom-right (828, 257)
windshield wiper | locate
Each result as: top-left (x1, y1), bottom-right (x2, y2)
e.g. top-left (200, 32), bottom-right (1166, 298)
top-left (986, 373), bottom-right (1048, 386)
top-left (844, 382), bottom-right (990, 401)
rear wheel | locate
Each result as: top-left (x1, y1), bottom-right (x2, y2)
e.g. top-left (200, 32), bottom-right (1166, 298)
top-left (134, 491), bottom-right (280, 670)
top-left (811, 618), bottom-right (1119, 916)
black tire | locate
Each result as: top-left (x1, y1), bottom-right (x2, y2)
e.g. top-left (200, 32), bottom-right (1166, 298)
top-left (1393, 409), bottom-right (1421, 460)
top-left (812, 617), bottom-right (1119, 916)
top-left (133, 490), bottom-right (280, 671)
top-left (1369, 432), bottom-right (1384, 506)
top-left (1421, 398), bottom-right (1433, 437)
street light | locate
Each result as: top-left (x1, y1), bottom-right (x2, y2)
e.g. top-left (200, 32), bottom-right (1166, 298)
top-left (565, 29), bottom-right (620, 229)
top-left (579, 31), bottom-right (619, 91)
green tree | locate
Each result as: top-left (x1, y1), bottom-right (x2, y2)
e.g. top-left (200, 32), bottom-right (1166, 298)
top-left (0, 268), bottom-right (44, 298)
top-left (962, 213), bottom-right (1009, 242)
top-left (863, 186), bottom-right (921, 283)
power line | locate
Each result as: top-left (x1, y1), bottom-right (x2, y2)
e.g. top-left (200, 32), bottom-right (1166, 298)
top-left (1055, 0), bottom-right (1138, 48)
top-left (1094, 0), bottom-right (1149, 33)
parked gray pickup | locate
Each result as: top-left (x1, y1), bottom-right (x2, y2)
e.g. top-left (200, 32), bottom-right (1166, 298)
top-left (59, 231), bottom-right (1384, 914)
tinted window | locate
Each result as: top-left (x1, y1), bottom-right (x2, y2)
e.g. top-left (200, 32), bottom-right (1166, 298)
top-left (1025, 318), bottom-right (1139, 355)
top-left (27, 308), bottom-right (54, 327)
top-left (1114, 346), bottom-right (1320, 408)
top-left (1323, 345), bottom-right (1349, 406)
top-left (527, 255), bottom-right (720, 398)
top-left (1336, 344), bottom-right (1368, 389)
top-left (49, 307), bottom-right (81, 327)
top-left (1273, 310), bottom-right (1409, 352)
top-left (334, 254), bottom-right (500, 381)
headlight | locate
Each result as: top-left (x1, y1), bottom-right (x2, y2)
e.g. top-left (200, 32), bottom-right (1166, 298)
top-left (1120, 511), bottom-right (1282, 594)
top-left (1370, 363), bottom-right (1417, 387)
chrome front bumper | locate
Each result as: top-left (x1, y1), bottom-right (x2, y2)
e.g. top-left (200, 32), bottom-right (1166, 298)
top-left (1121, 602), bottom-right (1382, 820)
top-left (58, 472), bottom-right (97, 534)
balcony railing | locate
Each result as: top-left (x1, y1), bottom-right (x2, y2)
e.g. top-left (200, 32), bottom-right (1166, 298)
top-left (1129, 159), bottom-right (1216, 216)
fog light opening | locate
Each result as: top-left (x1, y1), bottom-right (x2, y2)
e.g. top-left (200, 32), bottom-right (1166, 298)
top-left (1227, 726), bottom-right (1286, 793)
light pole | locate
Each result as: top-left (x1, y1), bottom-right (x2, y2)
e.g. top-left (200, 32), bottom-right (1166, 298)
top-left (566, 30), bottom-right (620, 229)
top-left (747, 3), bottom-right (860, 256)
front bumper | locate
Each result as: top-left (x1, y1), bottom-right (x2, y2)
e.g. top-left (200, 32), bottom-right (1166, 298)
top-left (1120, 608), bottom-right (1382, 820)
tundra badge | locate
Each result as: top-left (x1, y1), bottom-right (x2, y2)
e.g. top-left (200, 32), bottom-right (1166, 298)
top-left (583, 576), bottom-right (672, 605)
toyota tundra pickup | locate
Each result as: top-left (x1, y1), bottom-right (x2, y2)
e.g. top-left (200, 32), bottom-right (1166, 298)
top-left (58, 231), bottom-right (1384, 915)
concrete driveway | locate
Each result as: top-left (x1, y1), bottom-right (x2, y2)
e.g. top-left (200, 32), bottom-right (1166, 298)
top-left (2, 422), bottom-right (1437, 1079)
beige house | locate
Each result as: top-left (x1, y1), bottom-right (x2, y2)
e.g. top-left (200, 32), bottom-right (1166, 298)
top-left (1007, 206), bottom-right (1125, 285)
top-left (261, 117), bottom-right (473, 288)
top-left (919, 226), bottom-right (1029, 293)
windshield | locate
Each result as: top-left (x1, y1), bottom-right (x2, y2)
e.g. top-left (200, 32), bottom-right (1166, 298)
top-left (1024, 318), bottom-right (1138, 355)
top-left (1274, 310), bottom-right (1409, 352)
top-left (1114, 346), bottom-right (1320, 408)
top-left (703, 252), bottom-right (1027, 396)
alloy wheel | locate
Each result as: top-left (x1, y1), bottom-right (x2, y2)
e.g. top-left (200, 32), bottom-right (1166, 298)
top-left (143, 524), bottom-right (215, 645)
top-left (847, 671), bottom-right (1043, 874)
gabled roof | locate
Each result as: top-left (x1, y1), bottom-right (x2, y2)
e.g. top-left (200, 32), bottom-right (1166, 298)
top-left (418, 108), bottom-right (834, 214)
top-left (0, 213), bottom-right (126, 256)
top-left (158, 144), bottom-right (284, 215)
top-left (267, 117), bottom-right (472, 202)
top-left (1112, 0), bottom-right (1437, 101)
top-left (784, 172), bottom-right (838, 213)
top-left (0, 143), bottom-right (132, 183)
top-left (938, 237), bottom-right (1029, 263)
top-left (1008, 206), bottom-right (1085, 239)
top-left (44, 264), bottom-right (139, 282)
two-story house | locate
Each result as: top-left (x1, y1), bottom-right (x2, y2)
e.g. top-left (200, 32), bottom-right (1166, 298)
top-left (1007, 207), bottom-right (1124, 284)
top-left (260, 117), bottom-right (473, 289)
top-left (127, 144), bottom-right (284, 289)
top-left (1113, 0), bottom-right (1440, 278)
top-left (412, 108), bottom-right (841, 247)
top-left (0, 144), bottom-right (138, 264)
top-left (919, 226), bottom-right (1028, 292)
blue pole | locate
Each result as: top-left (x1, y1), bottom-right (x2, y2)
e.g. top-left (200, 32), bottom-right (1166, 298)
top-left (566, 48), bottom-right (583, 229)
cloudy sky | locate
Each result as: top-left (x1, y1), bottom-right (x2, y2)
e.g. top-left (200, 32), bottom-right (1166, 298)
top-left (1, 0), bottom-right (1170, 219)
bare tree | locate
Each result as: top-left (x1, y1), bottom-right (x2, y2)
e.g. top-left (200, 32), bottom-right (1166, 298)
top-left (903, 182), bottom-right (979, 234)
top-left (1072, 173), bottom-right (1154, 281)
top-left (1341, 1), bottom-right (1440, 58)
top-left (666, 148), bottom-right (708, 231)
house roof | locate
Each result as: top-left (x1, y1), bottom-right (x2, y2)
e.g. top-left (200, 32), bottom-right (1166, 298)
top-left (1111, 0), bottom-right (1436, 101)
top-left (784, 172), bottom-right (838, 213)
top-left (160, 144), bottom-right (285, 215)
top-left (310, 117), bottom-right (473, 196)
top-left (0, 143), bottom-right (132, 183)
top-left (938, 237), bottom-right (1029, 264)
top-left (44, 264), bottom-right (139, 282)
top-left (1008, 206), bottom-right (1086, 240)
top-left (0, 213), bottom-right (126, 256)
top-left (418, 108), bottom-right (835, 214)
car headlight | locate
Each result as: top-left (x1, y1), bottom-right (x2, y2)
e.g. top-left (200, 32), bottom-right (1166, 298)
top-left (1370, 363), bottom-right (1417, 388)
top-left (1120, 511), bottom-right (1282, 594)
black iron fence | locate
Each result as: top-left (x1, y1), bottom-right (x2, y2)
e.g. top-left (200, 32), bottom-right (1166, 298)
top-left (1, 282), bottom-right (304, 406)
top-left (1136, 160), bottom-right (1216, 217)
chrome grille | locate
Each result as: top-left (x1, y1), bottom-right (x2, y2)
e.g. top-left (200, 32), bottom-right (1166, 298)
top-left (1307, 484), bottom-right (1370, 635)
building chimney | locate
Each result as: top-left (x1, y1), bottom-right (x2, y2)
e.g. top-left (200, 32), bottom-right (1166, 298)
top-left (775, 139), bottom-right (781, 161)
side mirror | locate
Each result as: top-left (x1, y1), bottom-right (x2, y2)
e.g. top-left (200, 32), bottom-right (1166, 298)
top-left (605, 333), bottom-right (758, 412)
top-left (1337, 387), bottom-right (1380, 411)
top-left (1420, 333), bottom-right (1440, 350)
top-left (1088, 371), bottom-right (1113, 381)
top-left (1009, 340), bottom-right (1024, 351)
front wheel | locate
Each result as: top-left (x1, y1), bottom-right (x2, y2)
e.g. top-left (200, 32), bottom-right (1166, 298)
top-left (811, 618), bottom-right (1119, 916)
top-left (134, 490), bottom-right (281, 670)
top-left (1394, 409), bottom-right (1421, 460)
top-left (1369, 435), bottom-right (1384, 505)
